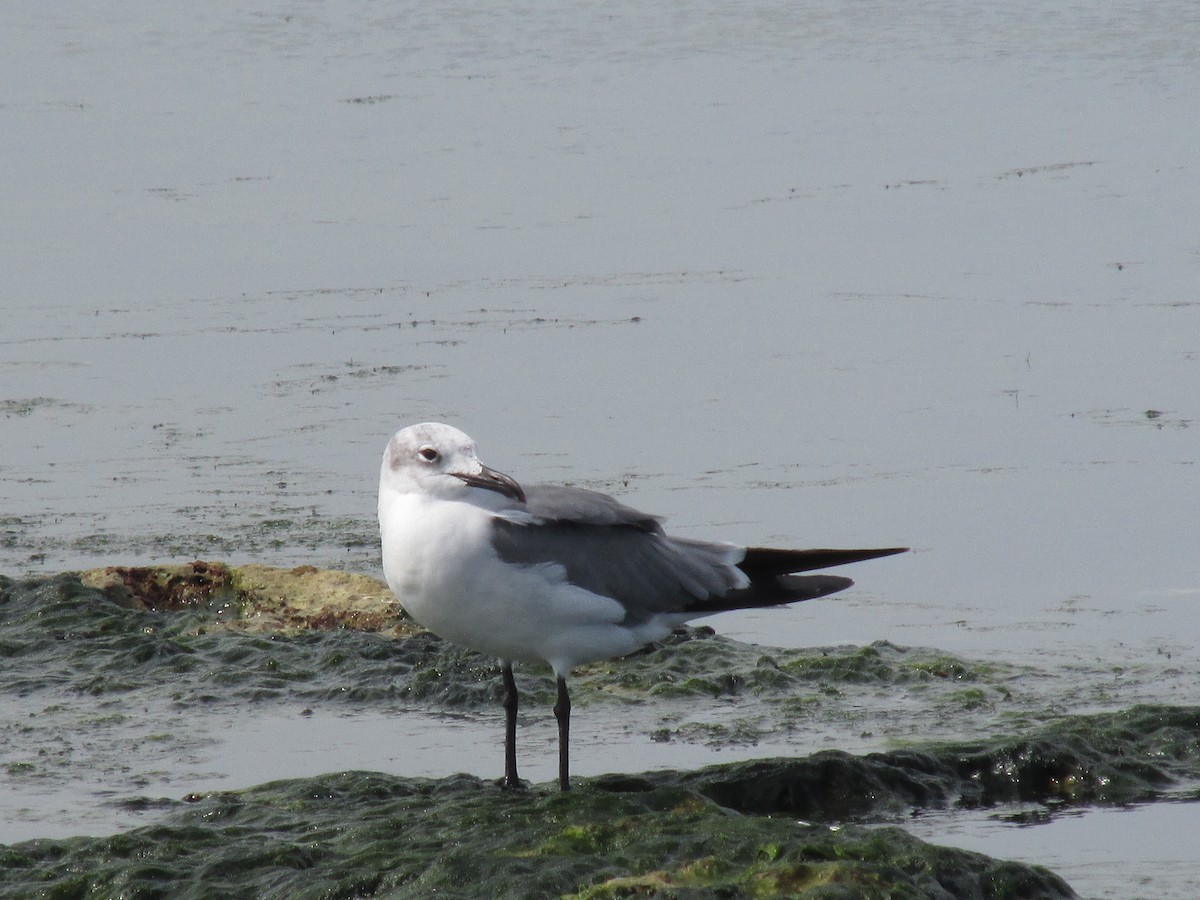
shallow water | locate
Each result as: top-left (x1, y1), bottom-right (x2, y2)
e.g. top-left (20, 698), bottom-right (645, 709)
top-left (3, 1), bottom-right (1200, 896)
top-left (903, 796), bottom-right (1200, 900)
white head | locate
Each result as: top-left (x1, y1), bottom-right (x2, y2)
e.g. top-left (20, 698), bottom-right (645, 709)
top-left (379, 422), bottom-right (526, 505)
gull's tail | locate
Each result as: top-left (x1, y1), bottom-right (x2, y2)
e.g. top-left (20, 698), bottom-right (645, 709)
top-left (699, 546), bottom-right (908, 612)
top-left (739, 546), bottom-right (908, 578)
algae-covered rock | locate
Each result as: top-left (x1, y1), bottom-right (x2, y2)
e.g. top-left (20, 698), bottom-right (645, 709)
top-left (79, 560), bottom-right (418, 636)
top-left (0, 771), bottom-right (1077, 899)
top-left (643, 704), bottom-right (1200, 819)
top-left (4, 569), bottom-right (1200, 897)
top-left (0, 569), bottom-right (1030, 736)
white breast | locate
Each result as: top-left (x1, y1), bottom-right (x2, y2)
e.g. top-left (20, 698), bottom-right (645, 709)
top-left (378, 488), bottom-right (668, 672)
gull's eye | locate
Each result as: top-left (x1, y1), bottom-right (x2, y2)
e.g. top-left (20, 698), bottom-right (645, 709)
top-left (418, 446), bottom-right (440, 463)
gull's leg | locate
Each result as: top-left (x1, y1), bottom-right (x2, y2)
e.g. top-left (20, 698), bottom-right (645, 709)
top-left (501, 661), bottom-right (522, 790)
top-left (554, 675), bottom-right (571, 791)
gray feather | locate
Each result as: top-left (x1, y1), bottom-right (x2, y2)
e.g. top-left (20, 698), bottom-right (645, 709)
top-left (523, 484), bottom-right (662, 532)
top-left (489, 484), bottom-right (883, 624)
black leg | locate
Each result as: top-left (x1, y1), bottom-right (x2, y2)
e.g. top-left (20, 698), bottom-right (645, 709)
top-left (554, 675), bottom-right (571, 791)
top-left (501, 662), bottom-right (522, 789)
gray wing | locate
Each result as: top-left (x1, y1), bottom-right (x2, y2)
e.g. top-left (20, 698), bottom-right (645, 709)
top-left (521, 483), bottom-right (663, 532)
top-left (490, 484), bottom-right (862, 623)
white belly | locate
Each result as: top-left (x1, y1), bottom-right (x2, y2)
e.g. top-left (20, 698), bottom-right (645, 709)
top-left (379, 492), bottom-right (663, 672)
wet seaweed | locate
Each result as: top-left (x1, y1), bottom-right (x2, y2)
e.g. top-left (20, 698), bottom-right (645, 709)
top-left (0, 572), bottom-right (1009, 715)
top-left (640, 704), bottom-right (1200, 819)
top-left (0, 771), bottom-right (1077, 899)
top-left (4, 568), bottom-right (1199, 897)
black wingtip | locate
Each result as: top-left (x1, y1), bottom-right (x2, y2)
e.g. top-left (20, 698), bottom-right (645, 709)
top-left (861, 547), bottom-right (909, 561)
top-left (695, 547), bottom-right (905, 614)
top-left (739, 546), bottom-right (908, 578)
top-left (776, 573), bottom-right (855, 600)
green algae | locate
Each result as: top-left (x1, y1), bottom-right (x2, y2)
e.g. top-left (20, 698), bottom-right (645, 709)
top-left (644, 705), bottom-right (1200, 820)
top-left (0, 771), bottom-right (1076, 899)
top-left (4, 570), bottom-right (1199, 796)
top-left (5, 567), bottom-right (1200, 895)
top-left (588, 633), bottom-right (996, 699)
top-left (0, 572), bottom-right (485, 707)
top-left (1, 571), bottom-right (1013, 718)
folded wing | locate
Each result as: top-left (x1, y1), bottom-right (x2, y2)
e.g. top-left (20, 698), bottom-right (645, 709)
top-left (489, 484), bottom-right (906, 624)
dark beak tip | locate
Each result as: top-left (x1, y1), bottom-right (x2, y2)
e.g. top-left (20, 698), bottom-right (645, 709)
top-left (455, 467), bottom-right (526, 503)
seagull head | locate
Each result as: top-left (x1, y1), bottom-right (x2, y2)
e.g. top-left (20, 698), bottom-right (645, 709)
top-left (380, 422), bottom-right (526, 505)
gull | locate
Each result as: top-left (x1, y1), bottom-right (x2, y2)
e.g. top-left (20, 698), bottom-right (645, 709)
top-left (378, 422), bottom-right (906, 791)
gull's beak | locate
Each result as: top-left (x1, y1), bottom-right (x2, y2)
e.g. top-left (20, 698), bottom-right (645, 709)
top-left (453, 464), bottom-right (527, 503)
